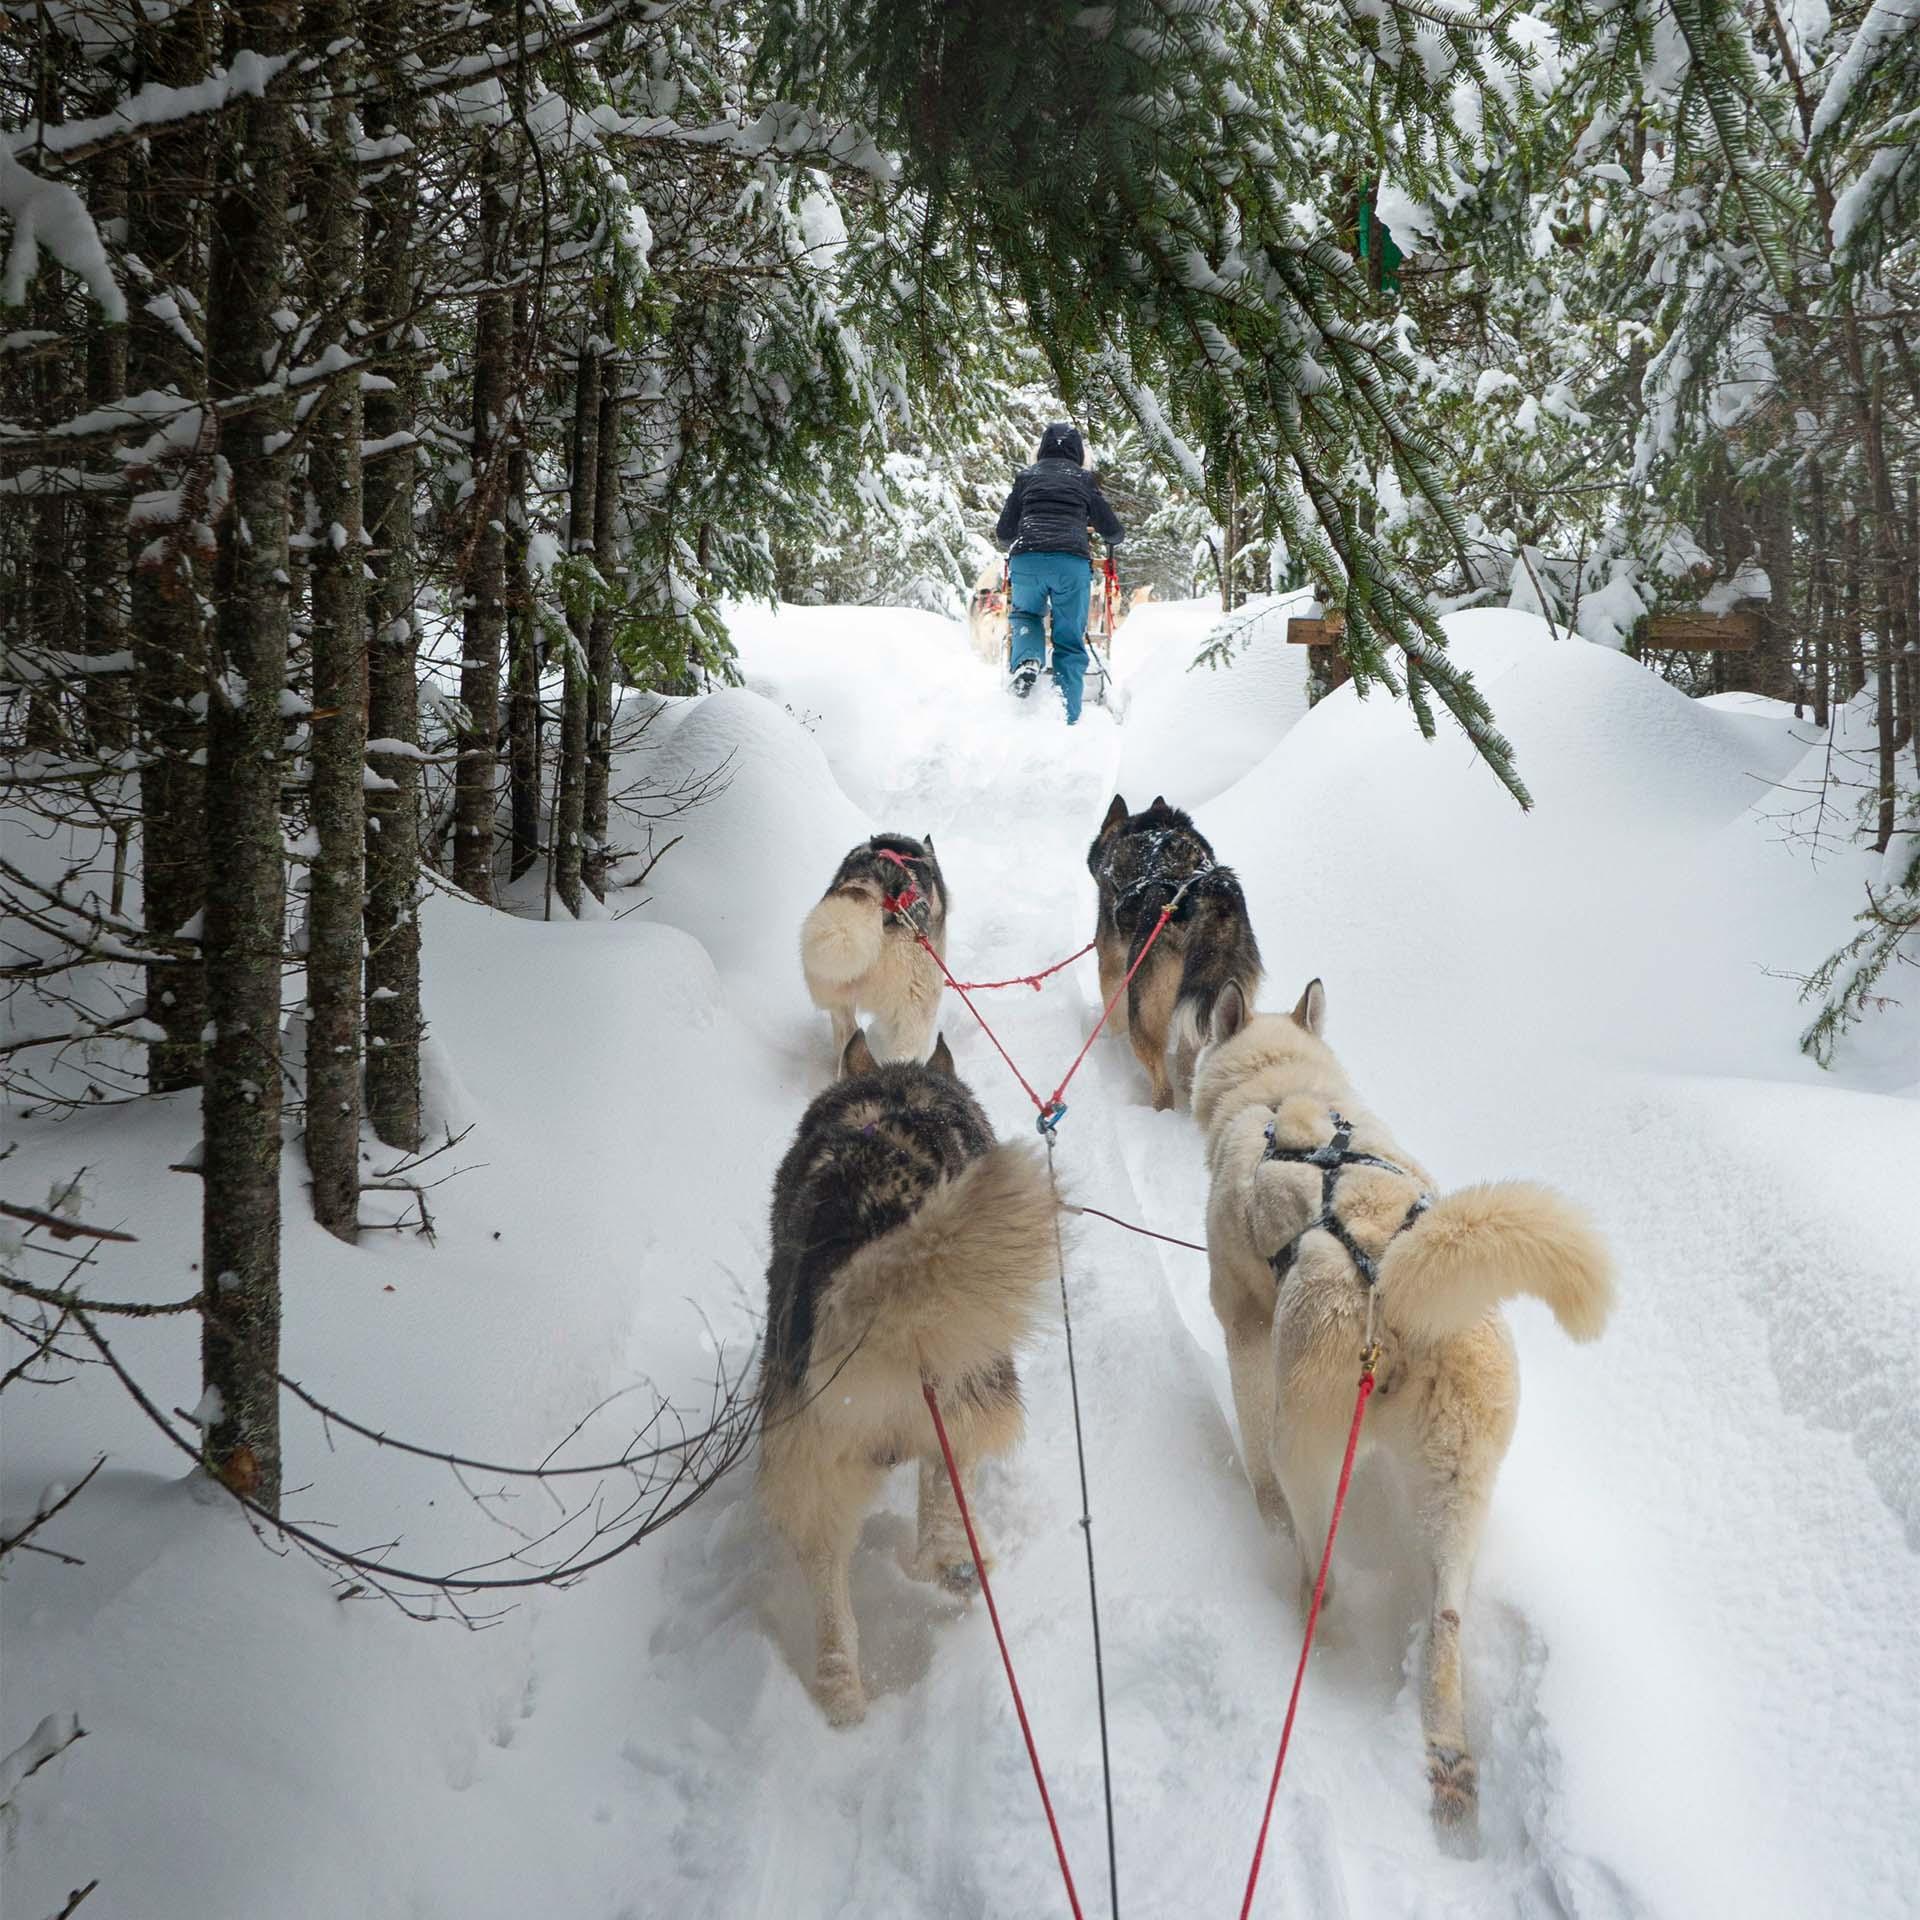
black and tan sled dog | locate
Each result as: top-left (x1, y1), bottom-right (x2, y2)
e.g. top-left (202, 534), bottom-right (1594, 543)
top-left (1087, 793), bottom-right (1263, 1108)
top-left (758, 1030), bottom-right (1058, 1725)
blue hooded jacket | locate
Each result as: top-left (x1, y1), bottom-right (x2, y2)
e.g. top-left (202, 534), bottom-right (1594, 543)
top-left (995, 423), bottom-right (1125, 560)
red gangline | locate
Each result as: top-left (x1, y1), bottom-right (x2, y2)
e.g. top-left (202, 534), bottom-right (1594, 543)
top-left (1238, 1363), bottom-right (1379, 1919)
top-left (1040, 905), bottom-right (1175, 1116)
top-left (874, 845), bottom-right (1184, 1128)
top-left (948, 941), bottom-right (1097, 993)
top-left (923, 1381), bottom-right (1087, 1920)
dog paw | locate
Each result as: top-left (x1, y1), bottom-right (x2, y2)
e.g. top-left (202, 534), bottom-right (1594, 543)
top-left (817, 1657), bottom-right (867, 1727)
top-left (1427, 1745), bottom-right (1480, 1842)
top-left (1151, 1087), bottom-right (1175, 1112)
top-left (935, 1558), bottom-right (980, 1598)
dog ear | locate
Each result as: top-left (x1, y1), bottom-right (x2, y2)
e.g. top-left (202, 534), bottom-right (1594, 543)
top-left (1210, 981), bottom-right (1250, 1046)
top-left (840, 1028), bottom-right (879, 1079)
top-left (1289, 978), bottom-right (1326, 1037)
top-left (1101, 794), bottom-right (1128, 836)
top-left (1148, 794), bottom-right (1170, 814)
top-left (922, 833), bottom-right (936, 856)
top-left (927, 1031), bottom-right (957, 1078)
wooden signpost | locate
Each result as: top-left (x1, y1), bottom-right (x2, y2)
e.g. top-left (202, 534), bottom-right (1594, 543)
top-left (1641, 610), bottom-right (1761, 652)
top-left (1287, 607), bottom-right (1351, 694)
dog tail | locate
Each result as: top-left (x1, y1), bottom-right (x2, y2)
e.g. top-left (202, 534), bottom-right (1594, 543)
top-left (813, 1145), bottom-right (1059, 1383)
top-left (1376, 1181), bottom-right (1614, 1346)
top-left (800, 888), bottom-right (882, 993)
top-left (1169, 870), bottom-right (1262, 1058)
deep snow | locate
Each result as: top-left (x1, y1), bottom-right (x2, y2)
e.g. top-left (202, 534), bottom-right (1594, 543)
top-left (5, 599), bottom-right (1917, 1919)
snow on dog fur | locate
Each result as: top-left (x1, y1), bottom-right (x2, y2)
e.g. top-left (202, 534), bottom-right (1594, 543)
top-left (800, 833), bottom-right (949, 1066)
top-left (1192, 977), bottom-right (1613, 1842)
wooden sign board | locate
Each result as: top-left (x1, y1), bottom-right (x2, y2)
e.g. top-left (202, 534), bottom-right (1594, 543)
top-left (1644, 610), bottom-right (1760, 651)
top-left (1286, 610), bottom-right (1346, 645)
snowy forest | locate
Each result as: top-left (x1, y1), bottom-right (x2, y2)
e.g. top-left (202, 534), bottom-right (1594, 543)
top-left (3, 1), bottom-right (1916, 1916)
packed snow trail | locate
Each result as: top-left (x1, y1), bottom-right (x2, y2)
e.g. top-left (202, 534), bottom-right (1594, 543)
top-left (6, 602), bottom-right (1916, 1919)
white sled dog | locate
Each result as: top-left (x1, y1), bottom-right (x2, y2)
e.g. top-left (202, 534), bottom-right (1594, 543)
top-left (799, 833), bottom-right (949, 1067)
top-left (758, 1034), bottom-right (1058, 1725)
top-left (1193, 978), bottom-right (1614, 1838)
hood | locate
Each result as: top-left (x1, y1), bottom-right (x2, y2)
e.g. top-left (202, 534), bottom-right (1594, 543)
top-left (1036, 422), bottom-right (1085, 465)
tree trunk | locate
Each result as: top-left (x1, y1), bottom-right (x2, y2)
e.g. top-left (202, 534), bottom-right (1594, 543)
top-left (451, 137), bottom-right (513, 903)
top-left (201, 0), bottom-right (297, 1512)
top-left (552, 336), bottom-right (601, 917)
top-left (584, 343), bottom-right (623, 901)
top-left (362, 0), bottom-right (424, 1152)
top-left (302, 0), bottom-right (368, 1240)
top-left (505, 287), bottom-right (541, 883)
top-left (1808, 459), bottom-right (1831, 731)
top-left (82, 112), bottom-right (132, 754)
top-left (130, 1), bottom-right (213, 1096)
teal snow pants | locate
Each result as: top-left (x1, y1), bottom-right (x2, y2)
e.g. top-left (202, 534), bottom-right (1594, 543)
top-left (1008, 549), bottom-right (1091, 724)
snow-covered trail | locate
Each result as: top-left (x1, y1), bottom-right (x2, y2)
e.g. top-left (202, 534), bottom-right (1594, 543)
top-left (595, 606), bottom-right (1916, 1920)
top-left (8, 603), bottom-right (1916, 1920)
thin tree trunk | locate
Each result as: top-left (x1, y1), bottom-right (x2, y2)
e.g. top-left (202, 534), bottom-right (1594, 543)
top-left (505, 287), bottom-right (541, 883)
top-left (552, 336), bottom-right (600, 917)
top-left (130, 2), bottom-right (212, 1095)
top-left (584, 342), bottom-right (623, 902)
top-left (82, 115), bottom-right (131, 753)
top-left (1809, 458), bottom-right (1831, 731)
top-left (452, 138), bottom-right (513, 903)
top-left (1843, 511), bottom-right (1864, 701)
top-left (302, 0), bottom-right (367, 1239)
top-left (362, 0), bottom-right (424, 1152)
top-left (201, 0), bottom-right (297, 1512)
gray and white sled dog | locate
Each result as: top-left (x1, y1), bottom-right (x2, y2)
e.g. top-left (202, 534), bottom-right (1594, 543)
top-left (758, 1030), bottom-right (1059, 1726)
top-left (1193, 978), bottom-right (1614, 1838)
top-left (1087, 793), bottom-right (1262, 1109)
top-left (800, 833), bottom-right (949, 1068)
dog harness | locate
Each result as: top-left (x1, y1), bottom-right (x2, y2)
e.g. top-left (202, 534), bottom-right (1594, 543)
top-left (874, 847), bottom-right (935, 935)
top-left (1262, 1109), bottom-right (1434, 1287)
top-left (1100, 834), bottom-right (1217, 916)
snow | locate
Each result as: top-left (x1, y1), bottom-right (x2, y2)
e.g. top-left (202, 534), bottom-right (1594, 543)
top-left (0, 147), bottom-right (127, 323)
top-left (5, 602), bottom-right (1917, 1918)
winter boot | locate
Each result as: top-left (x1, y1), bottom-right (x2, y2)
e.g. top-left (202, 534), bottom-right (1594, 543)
top-left (1008, 659), bottom-right (1041, 699)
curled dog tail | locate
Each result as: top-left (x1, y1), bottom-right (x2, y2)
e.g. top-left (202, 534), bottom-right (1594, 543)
top-left (814, 1145), bottom-right (1059, 1383)
top-left (1377, 1181), bottom-right (1614, 1346)
top-left (801, 888), bottom-right (882, 993)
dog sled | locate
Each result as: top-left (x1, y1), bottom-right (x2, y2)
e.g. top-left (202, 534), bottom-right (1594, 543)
top-left (970, 549), bottom-right (1125, 715)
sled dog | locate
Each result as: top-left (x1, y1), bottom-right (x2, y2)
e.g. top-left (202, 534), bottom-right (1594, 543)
top-left (800, 834), bottom-right (949, 1067)
top-left (758, 1031), bottom-right (1059, 1725)
top-left (1193, 978), bottom-right (1614, 1838)
top-left (1087, 793), bottom-right (1262, 1109)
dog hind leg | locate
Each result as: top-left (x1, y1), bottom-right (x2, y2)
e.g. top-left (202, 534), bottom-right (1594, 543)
top-left (1222, 1311), bottom-right (1294, 1541)
top-left (1127, 946), bottom-right (1179, 1110)
top-left (1415, 1435), bottom-right (1502, 1846)
top-left (787, 1461), bottom-right (883, 1726)
top-left (912, 1454), bottom-right (983, 1596)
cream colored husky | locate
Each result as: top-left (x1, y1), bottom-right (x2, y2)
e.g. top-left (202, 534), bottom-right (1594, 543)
top-left (799, 834), bottom-right (948, 1066)
top-left (1193, 978), bottom-right (1613, 1838)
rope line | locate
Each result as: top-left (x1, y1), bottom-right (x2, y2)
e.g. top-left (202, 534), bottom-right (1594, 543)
top-left (1067, 1203), bottom-right (1209, 1255)
top-left (922, 1381), bottom-right (1087, 1920)
top-left (946, 940), bottom-right (1097, 993)
top-left (1047, 1134), bottom-right (1121, 1920)
top-left (1238, 1360), bottom-right (1379, 1919)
